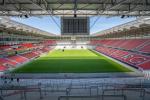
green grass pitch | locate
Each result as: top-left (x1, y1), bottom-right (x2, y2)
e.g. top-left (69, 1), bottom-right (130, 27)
top-left (12, 49), bottom-right (132, 73)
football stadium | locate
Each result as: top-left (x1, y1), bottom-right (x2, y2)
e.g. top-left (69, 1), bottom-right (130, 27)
top-left (0, 0), bottom-right (150, 100)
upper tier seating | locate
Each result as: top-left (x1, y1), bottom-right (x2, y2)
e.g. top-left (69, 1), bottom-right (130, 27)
top-left (41, 47), bottom-right (51, 52)
top-left (117, 39), bottom-right (148, 50)
top-left (21, 43), bottom-right (34, 48)
top-left (44, 40), bottom-right (56, 46)
top-left (91, 39), bottom-right (149, 51)
top-left (0, 45), bottom-right (11, 50)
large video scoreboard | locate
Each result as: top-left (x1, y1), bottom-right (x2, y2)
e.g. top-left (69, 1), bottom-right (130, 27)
top-left (61, 17), bottom-right (89, 35)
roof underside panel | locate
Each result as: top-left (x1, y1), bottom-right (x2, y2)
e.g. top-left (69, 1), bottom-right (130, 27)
top-left (0, 0), bottom-right (150, 16)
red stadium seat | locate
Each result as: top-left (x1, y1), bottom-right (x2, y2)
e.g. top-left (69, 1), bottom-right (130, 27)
top-left (119, 39), bottom-right (148, 50)
top-left (0, 64), bottom-right (7, 71)
top-left (91, 39), bottom-right (149, 51)
top-left (122, 54), bottom-right (149, 65)
top-left (8, 55), bottom-right (28, 64)
top-left (138, 61), bottom-right (150, 70)
top-left (94, 39), bottom-right (150, 71)
top-left (21, 52), bottom-right (39, 59)
top-left (0, 58), bottom-right (18, 66)
top-left (139, 44), bottom-right (150, 53)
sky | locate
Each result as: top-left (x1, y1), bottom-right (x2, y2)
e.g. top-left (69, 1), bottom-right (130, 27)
top-left (11, 16), bottom-right (136, 35)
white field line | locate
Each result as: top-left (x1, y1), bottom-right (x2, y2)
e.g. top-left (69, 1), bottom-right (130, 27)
top-left (93, 50), bottom-right (142, 74)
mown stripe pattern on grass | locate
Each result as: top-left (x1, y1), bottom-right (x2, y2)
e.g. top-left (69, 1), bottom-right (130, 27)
top-left (12, 49), bottom-right (132, 73)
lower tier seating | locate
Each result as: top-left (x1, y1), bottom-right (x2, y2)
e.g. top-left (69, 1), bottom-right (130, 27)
top-left (0, 64), bottom-right (7, 71)
top-left (0, 58), bottom-right (18, 66)
top-left (8, 55), bottom-right (28, 64)
top-left (21, 52), bottom-right (39, 59)
top-left (139, 44), bottom-right (150, 53)
top-left (0, 40), bottom-right (56, 72)
top-left (95, 46), bottom-right (150, 70)
top-left (138, 61), bottom-right (150, 70)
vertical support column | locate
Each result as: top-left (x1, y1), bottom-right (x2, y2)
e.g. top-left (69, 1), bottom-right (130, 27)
top-left (23, 90), bottom-right (27, 100)
top-left (39, 88), bottom-right (43, 99)
top-left (0, 90), bottom-right (3, 96)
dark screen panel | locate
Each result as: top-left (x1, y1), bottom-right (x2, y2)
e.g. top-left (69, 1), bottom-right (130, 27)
top-left (61, 17), bottom-right (89, 35)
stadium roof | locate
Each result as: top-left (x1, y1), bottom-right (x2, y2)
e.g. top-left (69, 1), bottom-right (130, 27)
top-left (93, 17), bottom-right (150, 36)
top-left (0, 0), bottom-right (150, 17)
top-left (0, 17), bottom-right (55, 36)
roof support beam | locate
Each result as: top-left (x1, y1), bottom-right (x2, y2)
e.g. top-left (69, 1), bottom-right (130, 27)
top-left (0, 0), bottom-right (5, 5)
top-left (0, 0), bottom-right (150, 16)
top-left (74, 0), bottom-right (78, 17)
top-left (28, 0), bottom-right (60, 28)
top-left (97, 0), bottom-right (136, 15)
